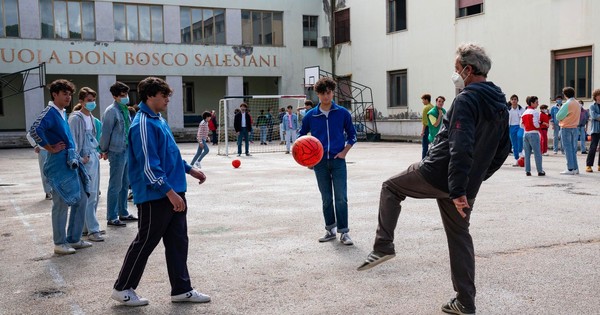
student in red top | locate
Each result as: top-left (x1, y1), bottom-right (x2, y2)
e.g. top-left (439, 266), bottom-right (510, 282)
top-left (520, 96), bottom-right (545, 176)
top-left (539, 104), bottom-right (551, 155)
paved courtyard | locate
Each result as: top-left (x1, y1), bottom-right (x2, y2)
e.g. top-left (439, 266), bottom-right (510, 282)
top-left (0, 142), bottom-right (598, 314)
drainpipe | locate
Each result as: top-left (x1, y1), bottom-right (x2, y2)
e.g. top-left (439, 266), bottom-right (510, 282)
top-left (329, 0), bottom-right (336, 77)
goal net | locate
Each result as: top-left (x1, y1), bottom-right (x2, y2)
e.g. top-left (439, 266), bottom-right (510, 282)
top-left (217, 95), bottom-right (306, 156)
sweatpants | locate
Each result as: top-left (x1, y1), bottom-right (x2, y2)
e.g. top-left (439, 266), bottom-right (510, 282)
top-left (114, 193), bottom-right (192, 296)
top-left (373, 162), bottom-right (476, 311)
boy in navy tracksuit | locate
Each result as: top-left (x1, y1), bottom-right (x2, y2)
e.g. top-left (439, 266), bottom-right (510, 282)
top-left (111, 77), bottom-right (210, 306)
top-left (299, 77), bottom-right (357, 246)
top-left (29, 79), bottom-right (92, 255)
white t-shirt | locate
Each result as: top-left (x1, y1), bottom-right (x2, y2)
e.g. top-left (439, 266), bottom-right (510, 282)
top-left (83, 114), bottom-right (93, 130)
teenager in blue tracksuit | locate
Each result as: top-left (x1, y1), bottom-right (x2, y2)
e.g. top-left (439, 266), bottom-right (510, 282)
top-left (29, 79), bottom-right (91, 255)
top-left (299, 77), bottom-right (357, 246)
top-left (112, 77), bottom-right (211, 307)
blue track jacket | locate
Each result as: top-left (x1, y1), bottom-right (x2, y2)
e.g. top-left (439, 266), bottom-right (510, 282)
top-left (299, 101), bottom-right (357, 159)
top-left (128, 102), bottom-right (192, 204)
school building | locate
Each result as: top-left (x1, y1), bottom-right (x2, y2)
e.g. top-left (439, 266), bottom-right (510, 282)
top-left (1, 0), bottom-right (599, 145)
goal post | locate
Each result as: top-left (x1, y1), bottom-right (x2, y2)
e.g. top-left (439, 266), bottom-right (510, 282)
top-left (217, 95), bottom-right (306, 156)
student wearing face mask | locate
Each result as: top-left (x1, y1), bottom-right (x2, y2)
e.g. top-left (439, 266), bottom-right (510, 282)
top-left (550, 95), bottom-right (563, 154)
top-left (539, 104), bottom-right (551, 155)
top-left (100, 82), bottom-right (138, 228)
top-left (69, 87), bottom-right (104, 242)
top-left (358, 43), bottom-right (510, 315)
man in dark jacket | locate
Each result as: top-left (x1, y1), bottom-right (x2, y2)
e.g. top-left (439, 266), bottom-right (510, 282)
top-left (233, 103), bottom-right (252, 156)
top-left (357, 43), bottom-right (510, 315)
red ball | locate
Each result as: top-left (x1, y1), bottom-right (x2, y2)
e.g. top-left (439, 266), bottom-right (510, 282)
top-left (587, 135), bottom-right (591, 141)
top-left (232, 159), bottom-right (241, 168)
top-left (292, 135), bottom-right (324, 167)
top-left (517, 156), bottom-right (525, 167)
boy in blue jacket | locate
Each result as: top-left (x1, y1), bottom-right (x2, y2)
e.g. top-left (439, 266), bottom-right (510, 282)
top-left (299, 77), bottom-right (357, 246)
top-left (29, 79), bottom-right (92, 255)
top-left (111, 77), bottom-right (210, 306)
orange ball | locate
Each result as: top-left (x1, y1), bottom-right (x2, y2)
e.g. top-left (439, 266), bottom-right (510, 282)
top-left (517, 156), bottom-right (525, 167)
top-left (232, 159), bottom-right (241, 168)
top-left (292, 135), bottom-right (324, 167)
top-left (587, 135), bottom-right (591, 141)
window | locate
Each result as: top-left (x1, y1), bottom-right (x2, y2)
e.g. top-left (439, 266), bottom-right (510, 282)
top-left (180, 7), bottom-right (225, 44)
top-left (388, 0), bottom-right (406, 32)
top-left (303, 15), bottom-right (318, 47)
top-left (114, 3), bottom-right (163, 42)
top-left (183, 82), bottom-right (194, 113)
top-left (389, 70), bottom-right (408, 107)
top-left (457, 0), bottom-right (483, 18)
top-left (241, 10), bottom-right (283, 46)
top-left (334, 9), bottom-right (350, 45)
top-left (0, 0), bottom-right (19, 37)
top-left (40, 0), bottom-right (94, 39)
top-left (554, 47), bottom-right (592, 99)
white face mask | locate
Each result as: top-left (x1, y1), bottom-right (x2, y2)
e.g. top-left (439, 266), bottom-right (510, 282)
top-left (451, 67), bottom-right (467, 90)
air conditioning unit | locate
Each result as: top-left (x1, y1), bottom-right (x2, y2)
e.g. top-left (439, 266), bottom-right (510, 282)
top-left (320, 36), bottom-right (331, 48)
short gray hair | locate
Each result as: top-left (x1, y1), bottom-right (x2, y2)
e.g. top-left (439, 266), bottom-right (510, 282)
top-left (456, 43), bottom-right (492, 77)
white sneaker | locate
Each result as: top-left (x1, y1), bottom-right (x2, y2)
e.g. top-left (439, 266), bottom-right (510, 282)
top-left (111, 288), bottom-right (149, 306)
top-left (171, 289), bottom-right (211, 303)
top-left (340, 233), bottom-right (354, 246)
top-left (54, 244), bottom-right (76, 255)
top-left (87, 232), bottom-right (104, 242)
top-left (69, 240), bottom-right (93, 249)
top-left (574, 169), bottom-right (580, 174)
top-left (512, 161), bottom-right (519, 167)
top-left (560, 170), bottom-right (576, 175)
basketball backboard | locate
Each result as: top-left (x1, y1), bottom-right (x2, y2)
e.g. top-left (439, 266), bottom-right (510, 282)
top-left (304, 66), bottom-right (320, 87)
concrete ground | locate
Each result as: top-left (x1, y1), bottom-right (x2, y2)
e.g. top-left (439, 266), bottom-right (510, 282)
top-left (0, 142), bottom-right (599, 315)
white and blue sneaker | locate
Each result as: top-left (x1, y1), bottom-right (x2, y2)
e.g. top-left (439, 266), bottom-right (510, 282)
top-left (111, 288), bottom-right (149, 307)
top-left (171, 289), bottom-right (211, 303)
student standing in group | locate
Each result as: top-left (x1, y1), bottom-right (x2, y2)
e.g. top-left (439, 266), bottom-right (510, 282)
top-left (282, 105), bottom-right (298, 154)
top-left (577, 100), bottom-right (589, 154)
top-left (29, 79), bottom-right (92, 255)
top-left (427, 96), bottom-right (446, 143)
top-left (585, 89), bottom-right (600, 172)
top-left (521, 96), bottom-right (545, 176)
top-left (278, 107), bottom-right (286, 145)
top-left (299, 77), bottom-right (357, 246)
top-left (508, 94), bottom-right (525, 166)
top-left (539, 104), bottom-right (551, 155)
top-left (100, 82), bottom-right (138, 227)
top-left (556, 87), bottom-right (581, 175)
top-left (420, 94), bottom-right (434, 159)
top-left (550, 95), bottom-right (563, 154)
top-left (69, 87), bottom-right (104, 242)
top-left (112, 77), bottom-right (211, 306)
top-left (234, 103), bottom-right (253, 156)
top-left (209, 110), bottom-right (218, 145)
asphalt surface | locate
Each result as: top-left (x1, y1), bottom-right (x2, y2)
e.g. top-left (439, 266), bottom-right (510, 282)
top-left (0, 142), bottom-right (598, 315)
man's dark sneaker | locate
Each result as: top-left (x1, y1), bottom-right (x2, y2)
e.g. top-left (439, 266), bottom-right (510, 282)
top-left (538, 171), bottom-right (546, 176)
top-left (108, 219), bottom-right (126, 227)
top-left (120, 214), bottom-right (138, 221)
top-left (246, 153), bottom-right (252, 156)
top-left (441, 298), bottom-right (475, 315)
top-left (318, 227), bottom-right (337, 242)
top-left (526, 172), bottom-right (531, 176)
top-left (357, 251), bottom-right (396, 271)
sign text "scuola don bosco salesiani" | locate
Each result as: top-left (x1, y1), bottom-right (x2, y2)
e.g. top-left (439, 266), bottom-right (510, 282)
top-left (0, 48), bottom-right (278, 68)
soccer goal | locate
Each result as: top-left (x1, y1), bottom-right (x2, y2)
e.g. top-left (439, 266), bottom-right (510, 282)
top-left (217, 95), bottom-right (306, 156)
